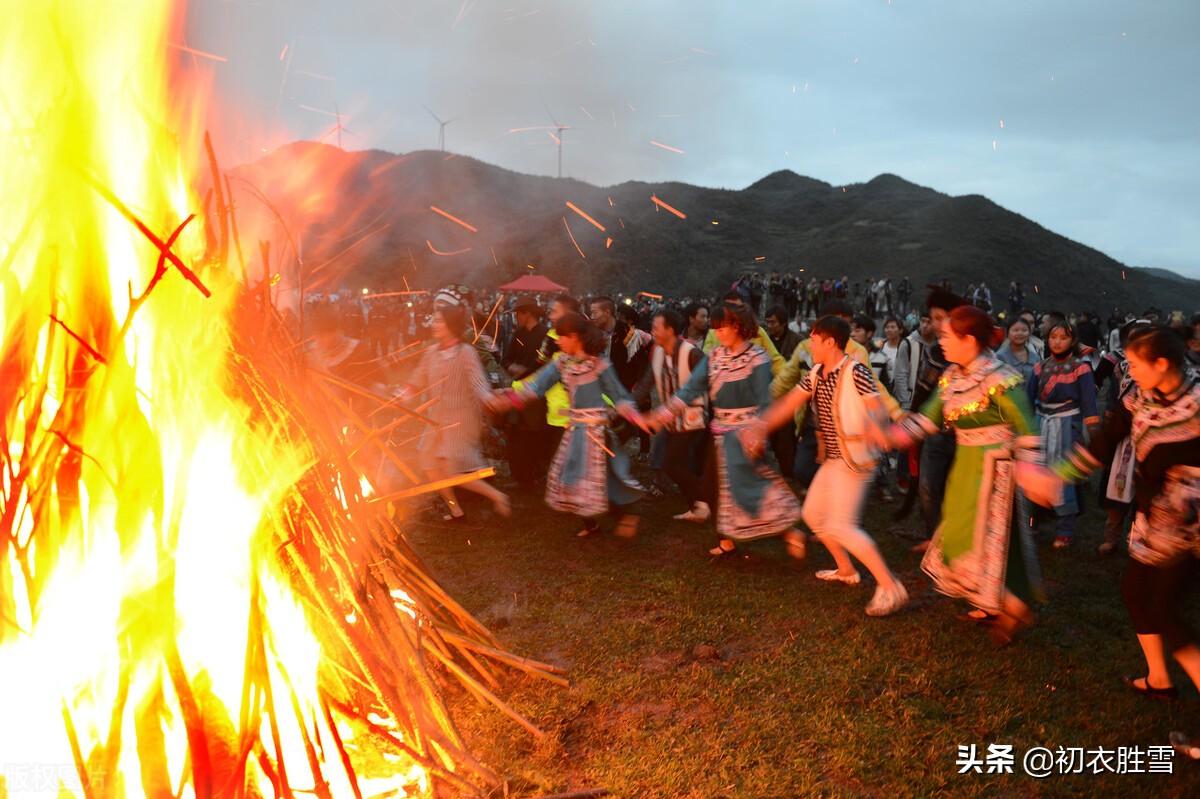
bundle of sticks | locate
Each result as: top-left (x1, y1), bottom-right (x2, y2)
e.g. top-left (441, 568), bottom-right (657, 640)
top-left (0, 138), bottom-right (562, 799)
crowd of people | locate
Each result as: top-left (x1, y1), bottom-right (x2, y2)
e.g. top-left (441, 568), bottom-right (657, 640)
top-left (307, 273), bottom-right (1200, 761)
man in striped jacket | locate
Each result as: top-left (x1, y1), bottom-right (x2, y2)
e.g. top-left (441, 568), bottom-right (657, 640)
top-left (634, 308), bottom-right (710, 522)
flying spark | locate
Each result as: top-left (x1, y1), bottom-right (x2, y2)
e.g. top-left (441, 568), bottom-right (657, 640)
top-left (168, 43), bottom-right (227, 62)
top-left (650, 195), bottom-right (687, 219)
top-left (426, 240), bottom-right (473, 256)
top-left (430, 205), bottom-right (479, 233)
top-left (566, 201), bottom-right (606, 232)
top-left (650, 140), bottom-right (685, 154)
top-left (563, 217), bottom-right (586, 259)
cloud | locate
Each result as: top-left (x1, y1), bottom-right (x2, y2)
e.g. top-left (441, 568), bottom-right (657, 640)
top-left (185, 0), bottom-right (1200, 274)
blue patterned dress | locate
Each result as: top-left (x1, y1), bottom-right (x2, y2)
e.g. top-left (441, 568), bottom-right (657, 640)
top-left (1028, 355), bottom-right (1100, 530)
top-left (518, 355), bottom-right (644, 517)
top-left (665, 344), bottom-right (802, 540)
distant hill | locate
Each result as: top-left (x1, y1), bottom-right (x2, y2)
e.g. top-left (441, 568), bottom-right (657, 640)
top-left (228, 142), bottom-right (1199, 312)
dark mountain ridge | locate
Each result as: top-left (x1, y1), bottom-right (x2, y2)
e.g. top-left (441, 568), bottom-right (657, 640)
top-left (228, 142), bottom-right (1198, 312)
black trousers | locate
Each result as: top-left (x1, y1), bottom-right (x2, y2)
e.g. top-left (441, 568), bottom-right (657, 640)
top-left (1122, 556), bottom-right (1199, 652)
top-left (663, 429), bottom-right (710, 506)
top-left (770, 425), bottom-right (797, 480)
top-left (507, 400), bottom-right (549, 487)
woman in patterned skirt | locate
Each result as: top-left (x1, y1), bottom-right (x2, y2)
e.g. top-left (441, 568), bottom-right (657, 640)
top-left (397, 304), bottom-right (511, 520)
top-left (650, 302), bottom-right (804, 557)
top-left (1022, 326), bottom-right (1200, 754)
top-left (1028, 322), bottom-right (1100, 548)
top-left (489, 312), bottom-right (645, 537)
top-left (882, 305), bottom-right (1043, 645)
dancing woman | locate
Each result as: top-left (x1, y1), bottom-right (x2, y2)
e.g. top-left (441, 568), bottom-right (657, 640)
top-left (489, 312), bottom-right (644, 537)
top-left (1028, 322), bottom-right (1100, 548)
top-left (396, 303), bottom-right (511, 520)
top-left (1021, 327), bottom-right (1200, 713)
top-left (651, 302), bottom-right (804, 557)
top-left (882, 305), bottom-right (1043, 644)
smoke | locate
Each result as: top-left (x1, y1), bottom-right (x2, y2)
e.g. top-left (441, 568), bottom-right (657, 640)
top-left (184, 0), bottom-right (1200, 275)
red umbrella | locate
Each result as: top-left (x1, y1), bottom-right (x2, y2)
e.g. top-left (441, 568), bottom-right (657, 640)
top-left (498, 274), bottom-right (568, 293)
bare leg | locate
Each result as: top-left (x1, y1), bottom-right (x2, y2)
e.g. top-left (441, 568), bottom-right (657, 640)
top-left (457, 477), bottom-right (511, 517)
top-left (1133, 633), bottom-right (1174, 689)
top-left (822, 530), bottom-right (901, 591)
top-left (424, 465), bottom-right (464, 519)
top-left (438, 487), bottom-right (464, 518)
top-left (1171, 644), bottom-right (1200, 693)
top-left (816, 537), bottom-right (860, 578)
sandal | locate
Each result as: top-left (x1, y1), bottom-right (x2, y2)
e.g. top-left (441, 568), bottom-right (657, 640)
top-left (1122, 675), bottom-right (1178, 700)
top-left (708, 539), bottom-right (736, 556)
top-left (816, 569), bottom-right (861, 585)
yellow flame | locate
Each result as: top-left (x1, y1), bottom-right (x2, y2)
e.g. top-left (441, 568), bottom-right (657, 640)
top-left (0, 2), bottom-right (418, 796)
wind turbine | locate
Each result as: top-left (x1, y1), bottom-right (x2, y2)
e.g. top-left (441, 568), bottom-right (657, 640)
top-left (300, 102), bottom-right (352, 148)
top-left (330, 102), bottom-right (349, 149)
top-left (545, 105), bottom-right (570, 179)
top-left (422, 105), bottom-right (455, 152)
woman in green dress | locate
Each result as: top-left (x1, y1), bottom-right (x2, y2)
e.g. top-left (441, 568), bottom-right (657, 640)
top-left (882, 305), bottom-right (1043, 645)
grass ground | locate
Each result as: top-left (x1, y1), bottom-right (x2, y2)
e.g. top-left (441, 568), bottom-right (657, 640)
top-left (405, 465), bottom-right (1200, 798)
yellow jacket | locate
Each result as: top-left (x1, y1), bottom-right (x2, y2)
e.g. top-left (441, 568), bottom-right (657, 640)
top-left (703, 326), bottom-right (785, 375)
top-left (514, 329), bottom-right (570, 427)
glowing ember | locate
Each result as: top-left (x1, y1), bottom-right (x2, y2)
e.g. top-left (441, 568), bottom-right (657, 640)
top-left (650, 194), bottom-right (687, 219)
top-left (0, 3), bottom-right (558, 797)
top-left (426, 239), bottom-right (473, 256)
top-left (566, 201), bottom-right (607, 232)
top-left (563, 216), bottom-right (587, 259)
top-left (430, 204), bottom-right (480, 233)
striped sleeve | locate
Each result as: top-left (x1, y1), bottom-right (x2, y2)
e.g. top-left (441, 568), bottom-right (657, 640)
top-left (851, 362), bottom-right (879, 396)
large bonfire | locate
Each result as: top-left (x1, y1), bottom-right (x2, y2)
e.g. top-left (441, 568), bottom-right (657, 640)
top-left (0, 2), bottom-right (558, 797)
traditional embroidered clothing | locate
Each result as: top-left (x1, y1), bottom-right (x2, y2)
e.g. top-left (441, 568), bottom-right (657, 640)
top-left (516, 355), bottom-right (644, 518)
top-left (1028, 354), bottom-right (1100, 531)
top-left (899, 353), bottom-right (1043, 613)
top-left (664, 343), bottom-right (801, 540)
top-left (403, 341), bottom-right (492, 473)
top-left (1054, 374), bottom-right (1200, 566)
top-left (1054, 371), bottom-right (1200, 660)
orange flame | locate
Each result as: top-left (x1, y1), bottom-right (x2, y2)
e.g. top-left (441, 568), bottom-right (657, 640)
top-left (0, 2), bottom-right (424, 796)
